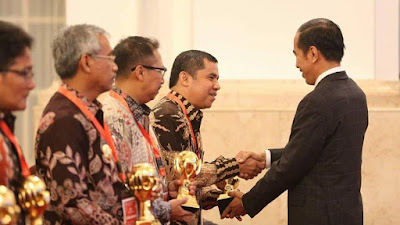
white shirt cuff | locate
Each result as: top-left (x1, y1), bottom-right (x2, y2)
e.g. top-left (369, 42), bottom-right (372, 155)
top-left (265, 149), bottom-right (271, 169)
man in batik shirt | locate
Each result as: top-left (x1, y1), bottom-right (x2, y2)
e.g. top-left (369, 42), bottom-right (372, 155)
top-left (152, 50), bottom-right (265, 225)
top-left (0, 20), bottom-right (35, 225)
top-left (35, 24), bottom-right (130, 225)
top-left (102, 36), bottom-right (195, 223)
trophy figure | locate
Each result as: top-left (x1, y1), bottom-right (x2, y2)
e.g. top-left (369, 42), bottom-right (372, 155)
top-left (18, 175), bottom-right (50, 225)
top-left (216, 177), bottom-right (239, 215)
top-left (128, 163), bottom-right (161, 225)
top-left (173, 151), bottom-right (201, 213)
top-left (0, 185), bottom-right (21, 225)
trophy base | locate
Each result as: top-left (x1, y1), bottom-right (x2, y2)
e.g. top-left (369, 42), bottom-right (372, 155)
top-left (182, 205), bottom-right (200, 213)
top-left (217, 196), bottom-right (234, 215)
top-left (178, 193), bottom-right (199, 213)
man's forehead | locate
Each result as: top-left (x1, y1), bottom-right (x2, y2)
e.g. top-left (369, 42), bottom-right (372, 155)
top-left (98, 34), bottom-right (112, 52)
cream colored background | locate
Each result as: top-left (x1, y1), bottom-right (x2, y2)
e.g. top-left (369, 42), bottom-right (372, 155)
top-left (27, 0), bottom-right (400, 224)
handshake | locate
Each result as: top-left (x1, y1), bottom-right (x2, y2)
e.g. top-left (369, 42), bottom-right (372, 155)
top-left (235, 151), bottom-right (266, 180)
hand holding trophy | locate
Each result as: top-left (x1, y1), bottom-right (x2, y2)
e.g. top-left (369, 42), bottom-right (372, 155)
top-left (216, 177), bottom-right (239, 215)
top-left (0, 185), bottom-right (21, 225)
top-left (173, 151), bottom-right (201, 213)
top-left (18, 175), bottom-right (50, 225)
top-left (128, 163), bottom-right (161, 225)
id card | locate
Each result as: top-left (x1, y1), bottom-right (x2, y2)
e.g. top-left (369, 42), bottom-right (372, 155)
top-left (122, 197), bottom-right (137, 225)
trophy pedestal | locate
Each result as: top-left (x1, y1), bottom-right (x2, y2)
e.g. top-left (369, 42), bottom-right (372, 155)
top-left (217, 195), bottom-right (234, 215)
top-left (180, 194), bottom-right (199, 213)
top-left (182, 205), bottom-right (199, 213)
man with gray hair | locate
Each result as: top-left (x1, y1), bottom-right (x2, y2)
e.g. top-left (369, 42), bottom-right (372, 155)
top-left (35, 24), bottom-right (130, 224)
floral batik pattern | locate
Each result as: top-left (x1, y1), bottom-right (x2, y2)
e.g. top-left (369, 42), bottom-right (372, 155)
top-left (35, 84), bottom-right (131, 225)
top-left (102, 87), bottom-right (171, 223)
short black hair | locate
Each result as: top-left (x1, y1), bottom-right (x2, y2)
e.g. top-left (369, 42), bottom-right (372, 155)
top-left (297, 18), bottom-right (345, 62)
top-left (113, 36), bottom-right (159, 78)
top-left (169, 50), bottom-right (218, 88)
top-left (0, 20), bottom-right (33, 70)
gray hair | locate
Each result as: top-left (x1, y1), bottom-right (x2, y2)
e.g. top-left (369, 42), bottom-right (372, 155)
top-left (51, 24), bottom-right (109, 79)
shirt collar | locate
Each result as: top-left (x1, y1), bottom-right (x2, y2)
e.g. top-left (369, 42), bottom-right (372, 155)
top-left (315, 66), bottom-right (344, 86)
top-left (61, 83), bottom-right (102, 115)
top-left (0, 111), bottom-right (16, 132)
top-left (112, 86), bottom-right (151, 121)
top-left (169, 90), bottom-right (203, 124)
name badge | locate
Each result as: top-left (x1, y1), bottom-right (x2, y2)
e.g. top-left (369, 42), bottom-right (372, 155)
top-left (122, 197), bottom-right (137, 225)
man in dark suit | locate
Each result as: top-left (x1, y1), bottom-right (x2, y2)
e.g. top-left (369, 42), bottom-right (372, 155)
top-left (222, 18), bottom-right (368, 225)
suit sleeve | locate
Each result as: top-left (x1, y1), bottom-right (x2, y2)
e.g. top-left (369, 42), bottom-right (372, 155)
top-left (242, 99), bottom-right (327, 217)
top-left (269, 148), bottom-right (284, 163)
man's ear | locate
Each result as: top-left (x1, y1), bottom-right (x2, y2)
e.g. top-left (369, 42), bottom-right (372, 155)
top-left (133, 65), bottom-right (145, 81)
top-left (179, 71), bottom-right (190, 87)
top-left (79, 54), bottom-right (92, 73)
top-left (309, 46), bottom-right (319, 63)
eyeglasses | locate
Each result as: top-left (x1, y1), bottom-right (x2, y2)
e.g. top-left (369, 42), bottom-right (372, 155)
top-left (0, 68), bottom-right (34, 80)
top-left (131, 65), bottom-right (167, 77)
top-left (88, 54), bottom-right (116, 62)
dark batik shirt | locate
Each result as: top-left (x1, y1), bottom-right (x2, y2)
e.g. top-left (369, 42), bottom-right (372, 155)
top-left (151, 90), bottom-right (239, 225)
top-left (35, 84), bottom-right (131, 225)
top-left (0, 111), bottom-right (26, 224)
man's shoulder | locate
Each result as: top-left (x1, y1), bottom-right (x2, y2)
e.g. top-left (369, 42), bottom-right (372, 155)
top-left (39, 92), bottom-right (90, 132)
top-left (152, 96), bottom-right (180, 116)
top-left (42, 92), bottom-right (78, 117)
top-left (101, 94), bottom-right (124, 114)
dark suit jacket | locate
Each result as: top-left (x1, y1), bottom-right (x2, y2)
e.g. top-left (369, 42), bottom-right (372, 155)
top-left (242, 71), bottom-right (368, 225)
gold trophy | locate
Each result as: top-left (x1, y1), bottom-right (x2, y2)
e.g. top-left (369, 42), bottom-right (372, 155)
top-left (216, 177), bottom-right (239, 215)
top-left (128, 163), bottom-right (160, 225)
top-left (0, 185), bottom-right (21, 225)
top-left (173, 151), bottom-right (201, 213)
top-left (18, 175), bottom-right (50, 225)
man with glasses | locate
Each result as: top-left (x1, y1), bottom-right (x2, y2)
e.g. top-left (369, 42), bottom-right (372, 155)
top-left (0, 20), bottom-right (35, 225)
top-left (102, 36), bottom-right (195, 224)
top-left (35, 24), bottom-right (132, 224)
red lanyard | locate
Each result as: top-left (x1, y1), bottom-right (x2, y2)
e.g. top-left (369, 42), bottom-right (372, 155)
top-left (167, 93), bottom-right (200, 158)
top-left (58, 86), bottom-right (126, 183)
top-left (109, 90), bottom-right (165, 177)
top-left (0, 120), bottom-right (30, 177)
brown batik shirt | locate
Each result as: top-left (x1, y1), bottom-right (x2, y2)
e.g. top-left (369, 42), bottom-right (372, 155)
top-left (35, 84), bottom-right (131, 225)
top-left (151, 90), bottom-right (239, 225)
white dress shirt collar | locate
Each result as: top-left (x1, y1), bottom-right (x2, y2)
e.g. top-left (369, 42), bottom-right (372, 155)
top-left (315, 66), bottom-right (344, 86)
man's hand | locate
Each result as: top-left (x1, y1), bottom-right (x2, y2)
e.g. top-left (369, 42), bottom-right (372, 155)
top-left (221, 191), bottom-right (246, 220)
top-left (235, 151), bottom-right (266, 180)
top-left (169, 198), bottom-right (195, 223)
top-left (168, 179), bottom-right (197, 199)
top-left (150, 183), bottom-right (162, 201)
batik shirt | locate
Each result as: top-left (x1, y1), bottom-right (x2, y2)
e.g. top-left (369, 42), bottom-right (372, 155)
top-left (0, 111), bottom-right (26, 224)
top-left (152, 90), bottom-right (240, 225)
top-left (35, 84), bottom-right (131, 225)
top-left (102, 86), bottom-right (171, 223)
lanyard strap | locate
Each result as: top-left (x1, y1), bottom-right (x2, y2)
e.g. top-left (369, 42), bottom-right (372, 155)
top-left (167, 93), bottom-right (200, 158)
top-left (109, 90), bottom-right (165, 177)
top-left (58, 86), bottom-right (126, 183)
top-left (0, 121), bottom-right (30, 177)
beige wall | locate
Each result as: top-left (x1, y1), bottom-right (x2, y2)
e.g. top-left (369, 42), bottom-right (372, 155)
top-left (65, 0), bottom-right (399, 81)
